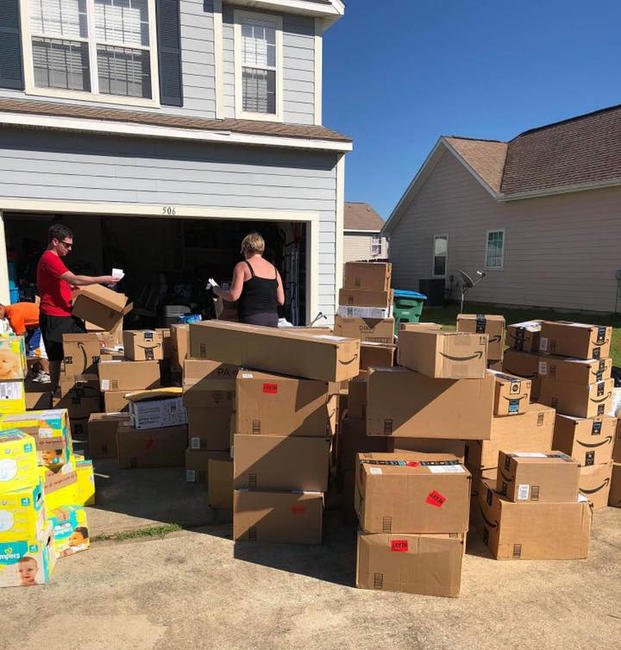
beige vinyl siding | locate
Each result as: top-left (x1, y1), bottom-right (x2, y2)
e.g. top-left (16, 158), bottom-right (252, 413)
top-left (389, 149), bottom-right (621, 313)
top-left (343, 232), bottom-right (388, 263)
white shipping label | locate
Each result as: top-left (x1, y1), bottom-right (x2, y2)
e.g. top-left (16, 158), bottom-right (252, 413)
top-left (0, 383), bottom-right (22, 400)
top-left (101, 380), bottom-right (110, 390)
top-left (539, 337), bottom-right (549, 352)
top-left (513, 452), bottom-right (548, 458)
top-left (427, 465), bottom-right (466, 474)
top-left (517, 484), bottom-right (530, 501)
top-left (241, 373), bottom-right (253, 379)
top-left (369, 467), bottom-right (383, 475)
top-left (38, 427), bottom-right (54, 439)
top-left (538, 362), bottom-right (548, 375)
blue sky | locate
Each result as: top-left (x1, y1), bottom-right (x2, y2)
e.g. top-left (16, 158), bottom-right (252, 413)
top-left (323, 0), bottom-right (621, 219)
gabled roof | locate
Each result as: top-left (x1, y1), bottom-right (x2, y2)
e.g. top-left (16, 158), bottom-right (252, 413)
top-left (344, 202), bottom-right (384, 231)
top-left (443, 137), bottom-right (507, 193)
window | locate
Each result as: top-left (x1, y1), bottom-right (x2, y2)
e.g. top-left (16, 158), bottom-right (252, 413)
top-left (371, 235), bottom-right (382, 256)
top-left (22, 0), bottom-right (158, 105)
top-left (485, 229), bottom-right (505, 269)
top-left (432, 234), bottom-right (447, 277)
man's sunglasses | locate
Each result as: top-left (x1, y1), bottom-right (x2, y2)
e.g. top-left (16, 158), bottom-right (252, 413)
top-left (57, 240), bottom-right (73, 249)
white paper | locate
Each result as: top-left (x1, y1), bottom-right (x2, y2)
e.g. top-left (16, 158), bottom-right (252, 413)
top-left (369, 467), bottom-right (383, 475)
top-left (190, 437), bottom-right (200, 450)
top-left (112, 268), bottom-right (124, 279)
top-left (101, 380), bottom-right (110, 391)
top-left (539, 337), bottom-right (549, 352)
top-left (538, 362), bottom-right (548, 375)
top-left (241, 373), bottom-right (254, 379)
top-left (427, 465), bottom-right (466, 474)
top-left (517, 484), bottom-right (530, 501)
top-left (207, 278), bottom-right (219, 288)
top-left (512, 452), bottom-right (548, 458)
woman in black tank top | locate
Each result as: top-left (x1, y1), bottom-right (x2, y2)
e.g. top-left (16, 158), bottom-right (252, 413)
top-left (213, 233), bottom-right (285, 327)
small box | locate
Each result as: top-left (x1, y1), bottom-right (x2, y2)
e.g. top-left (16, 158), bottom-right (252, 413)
top-left (539, 321), bottom-right (612, 360)
top-left (185, 449), bottom-right (229, 483)
top-left (0, 335), bottom-right (27, 380)
top-left (208, 457), bottom-right (233, 509)
top-left (128, 395), bottom-right (188, 430)
top-left (609, 463), bottom-right (621, 508)
top-left (343, 262), bottom-right (392, 292)
top-left (502, 349), bottom-right (541, 399)
top-left (578, 462), bottom-right (613, 509)
top-left (488, 370), bottom-right (531, 416)
top-left (0, 524), bottom-right (55, 587)
top-left (25, 391), bottom-right (52, 411)
top-left (537, 356), bottom-right (612, 384)
top-left (456, 313), bottom-right (505, 361)
top-left (506, 321), bottom-right (542, 353)
top-left (87, 412), bottom-right (130, 459)
top-left (0, 430), bottom-right (39, 492)
top-left (338, 288), bottom-right (393, 310)
top-left (98, 360), bottom-right (161, 392)
top-left (359, 342), bottom-right (395, 370)
top-left (116, 424), bottom-right (188, 468)
top-left (58, 372), bottom-right (100, 399)
top-left (333, 316), bottom-right (394, 344)
top-left (71, 284), bottom-right (132, 332)
top-left (123, 330), bottom-right (165, 361)
top-left (553, 414), bottom-right (615, 467)
top-left (60, 333), bottom-right (101, 379)
top-left (538, 377), bottom-right (614, 418)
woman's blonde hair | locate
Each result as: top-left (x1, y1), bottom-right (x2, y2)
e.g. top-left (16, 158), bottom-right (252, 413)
top-left (241, 232), bottom-right (265, 255)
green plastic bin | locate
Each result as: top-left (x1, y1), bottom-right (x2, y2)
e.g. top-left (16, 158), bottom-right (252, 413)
top-left (393, 289), bottom-right (427, 334)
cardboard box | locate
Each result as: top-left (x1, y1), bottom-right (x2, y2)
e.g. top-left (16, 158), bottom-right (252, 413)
top-left (54, 391), bottom-right (101, 420)
top-left (609, 463), bottom-right (621, 507)
top-left (183, 377), bottom-right (235, 409)
top-left (233, 434), bottom-right (331, 491)
top-left (366, 368), bottom-right (494, 440)
top-left (615, 419), bottom-right (621, 463)
top-left (488, 370), bottom-right (531, 416)
top-left (356, 531), bottom-right (464, 597)
top-left (188, 407), bottom-right (231, 451)
top-left (98, 360), bottom-right (161, 392)
top-left (538, 377), bottom-right (614, 418)
top-left (123, 330), bottom-right (164, 361)
top-left (0, 524), bottom-right (55, 588)
top-left (88, 412), bottom-right (130, 459)
top-left (235, 370), bottom-right (335, 437)
top-left (170, 324), bottom-right (190, 372)
top-left (339, 418), bottom-right (387, 472)
top-left (347, 375), bottom-right (367, 419)
top-left (539, 321), bottom-right (612, 360)
top-left (502, 349), bottom-right (540, 380)
top-left (343, 262), bottom-right (392, 291)
top-left (355, 452), bottom-right (471, 534)
top-left (185, 449), bottom-right (229, 483)
top-left (74, 456), bottom-right (95, 506)
top-left (479, 479), bottom-right (591, 560)
top-left (116, 424), bottom-right (187, 468)
top-left (104, 390), bottom-right (129, 413)
top-left (387, 438), bottom-right (465, 463)
top-left (506, 321), bottom-right (542, 353)
top-left (397, 330), bottom-right (487, 379)
top-left (338, 288), bottom-right (393, 309)
top-left (333, 316), bottom-right (394, 344)
top-left (553, 414), bottom-right (616, 467)
top-left (538, 356), bottom-right (612, 384)
top-left (60, 333), bottom-right (101, 379)
top-left (399, 322), bottom-right (443, 332)
top-left (0, 335), bottom-right (26, 380)
top-left (578, 462), bottom-right (613, 509)
top-left (25, 391), bottom-right (52, 411)
top-left (496, 451), bottom-right (580, 503)
top-left (190, 321), bottom-right (361, 383)
top-left (69, 416), bottom-right (89, 439)
top-left (456, 313), bottom-right (505, 361)
top-left (183, 358), bottom-right (238, 382)
top-left (233, 490), bottom-right (323, 544)
top-left (0, 482), bottom-right (45, 542)
top-left (129, 395), bottom-right (188, 430)
top-left (49, 504), bottom-right (90, 558)
top-left (71, 284), bottom-right (132, 331)
top-left (359, 342), bottom-right (395, 370)
top-left (337, 305), bottom-right (391, 320)
top-left (208, 457), bottom-right (234, 509)
top-left (58, 372), bottom-right (100, 399)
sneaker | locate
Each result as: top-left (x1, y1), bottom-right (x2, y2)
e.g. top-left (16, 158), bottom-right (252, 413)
top-left (33, 371), bottom-right (51, 383)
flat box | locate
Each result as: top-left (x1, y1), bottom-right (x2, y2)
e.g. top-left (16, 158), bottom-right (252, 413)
top-left (190, 321), bottom-right (360, 383)
top-left (60, 333), bottom-right (101, 379)
top-left (397, 330), bottom-right (487, 379)
top-left (553, 414), bottom-right (615, 467)
top-left (188, 407), bottom-right (231, 451)
top-left (538, 377), bottom-right (614, 418)
top-left (183, 377), bottom-right (235, 409)
top-left (0, 524), bottom-right (55, 588)
top-left (343, 262), bottom-right (392, 292)
top-left (579, 462), bottom-right (613, 509)
top-left (538, 356), bottom-right (612, 384)
top-left (208, 458), bottom-right (234, 509)
top-left (233, 490), bottom-right (323, 544)
top-left (488, 370), bottom-right (531, 416)
top-left (87, 412), bottom-right (130, 459)
top-left (338, 288), bottom-right (393, 310)
top-left (129, 396), bottom-right (188, 430)
top-left (355, 452), bottom-right (471, 534)
top-left (0, 335), bottom-right (26, 380)
top-left (360, 342), bottom-right (395, 370)
top-left (333, 316), bottom-right (394, 344)
top-left (506, 321), bottom-right (542, 353)
top-left (98, 360), bottom-right (161, 392)
top-left (356, 531), bottom-right (464, 598)
top-left (116, 424), bottom-right (187, 469)
top-left (609, 463), bottom-right (621, 507)
top-left (615, 419), bottom-right (621, 463)
top-left (399, 322), bottom-right (442, 331)
top-left (104, 390), bottom-right (129, 413)
top-left (123, 330), bottom-right (164, 361)
top-left (456, 313), bottom-right (505, 361)
top-left (170, 324), bottom-right (190, 372)
top-left (71, 284), bottom-right (132, 331)
top-left (479, 479), bottom-right (591, 560)
top-left (387, 438), bottom-right (465, 463)
top-left (347, 375), bottom-right (367, 419)
top-left (185, 449), bottom-right (229, 483)
top-left (497, 451), bottom-right (580, 503)
top-left (339, 417), bottom-right (387, 472)
top-left (235, 370), bottom-right (335, 437)
top-left (539, 321), bottom-right (612, 360)
top-left (233, 434), bottom-right (331, 492)
top-left (366, 367), bottom-right (494, 440)
top-left (183, 358), bottom-right (238, 382)
top-left (0, 380), bottom-right (26, 414)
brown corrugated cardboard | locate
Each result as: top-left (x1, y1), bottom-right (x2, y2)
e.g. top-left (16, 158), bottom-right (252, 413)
top-left (478, 479), bottom-right (591, 560)
top-left (397, 330), bottom-right (487, 379)
top-left (347, 374), bottom-right (367, 419)
top-left (116, 424), bottom-right (187, 468)
top-left (170, 324), bottom-right (189, 372)
top-left (235, 370), bottom-right (335, 437)
top-left (88, 412), bottom-right (130, 459)
top-left (538, 377), bottom-right (614, 418)
top-left (553, 414), bottom-right (615, 467)
top-left (156, 327), bottom-right (172, 361)
top-left (539, 321), bottom-right (612, 360)
top-left (185, 449), bottom-right (229, 483)
top-left (356, 531), bottom-right (464, 597)
top-left (233, 434), bottom-right (330, 491)
top-left (502, 349), bottom-right (540, 395)
top-left (233, 490), bottom-right (323, 544)
top-left (578, 462), bottom-right (613, 509)
top-left (366, 367), bottom-right (494, 440)
top-left (506, 321), bottom-right (542, 353)
top-left (333, 316), bottom-right (395, 344)
top-left (183, 358), bottom-right (238, 382)
top-left (343, 261), bottom-right (392, 291)
top-left (456, 313), bottom-right (505, 361)
top-left (58, 372), bottom-right (100, 400)
top-left (104, 390), bottom-right (129, 413)
top-left (54, 392), bottom-right (101, 420)
top-left (488, 370), bottom-right (531, 416)
top-left (123, 330), bottom-right (164, 361)
top-left (387, 438), bottom-right (465, 462)
top-left (98, 360), bottom-right (161, 392)
top-left (399, 322), bottom-right (443, 331)
top-left (359, 342), bottom-right (395, 370)
top-left (488, 360), bottom-right (503, 371)
top-left (61, 333), bottom-right (101, 379)
top-left (615, 419), bottom-right (621, 463)
top-left (338, 288), bottom-right (393, 309)
top-left (355, 452), bottom-right (471, 534)
top-left (25, 391), bottom-right (52, 411)
top-left (190, 321), bottom-right (361, 382)
top-left (70, 415), bottom-right (89, 438)
top-left (538, 356), bottom-right (612, 384)
top-left (208, 457), bottom-right (234, 509)
top-left (609, 463), bottom-right (621, 507)
top-left (496, 451), bottom-right (580, 503)
top-left (71, 284), bottom-right (132, 331)
top-left (338, 417), bottom-right (387, 472)
top-left (490, 402), bottom-right (556, 440)
top-left (187, 407), bottom-right (231, 451)
top-left (183, 377), bottom-right (235, 409)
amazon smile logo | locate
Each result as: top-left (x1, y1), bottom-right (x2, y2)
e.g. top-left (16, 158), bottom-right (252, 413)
top-left (577, 436), bottom-right (612, 449)
top-left (502, 395), bottom-right (526, 403)
top-left (488, 335), bottom-right (501, 344)
top-left (439, 351), bottom-right (483, 362)
top-left (590, 393), bottom-right (611, 404)
top-left (580, 478), bottom-right (610, 494)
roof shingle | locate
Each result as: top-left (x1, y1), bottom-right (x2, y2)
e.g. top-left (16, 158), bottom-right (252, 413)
top-left (344, 202), bottom-right (384, 230)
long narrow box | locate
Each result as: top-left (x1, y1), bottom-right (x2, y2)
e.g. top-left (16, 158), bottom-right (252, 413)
top-left (343, 262), bottom-right (392, 291)
top-left (539, 322), bottom-right (612, 359)
top-left (538, 356), bottom-right (612, 384)
top-left (456, 313), bottom-right (505, 361)
top-left (98, 360), bottom-right (161, 392)
top-left (553, 414), bottom-right (615, 467)
top-left (538, 377), bottom-right (613, 418)
top-left (488, 370), bottom-right (531, 416)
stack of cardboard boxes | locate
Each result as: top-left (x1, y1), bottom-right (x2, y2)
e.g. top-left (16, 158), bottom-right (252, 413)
top-left (0, 334), bottom-right (27, 413)
top-left (456, 313), bottom-right (505, 371)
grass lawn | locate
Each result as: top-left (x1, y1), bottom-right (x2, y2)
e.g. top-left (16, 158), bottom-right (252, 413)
top-left (420, 302), bottom-right (621, 366)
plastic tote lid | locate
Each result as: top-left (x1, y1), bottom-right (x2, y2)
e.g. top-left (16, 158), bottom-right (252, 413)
top-left (393, 290), bottom-right (427, 299)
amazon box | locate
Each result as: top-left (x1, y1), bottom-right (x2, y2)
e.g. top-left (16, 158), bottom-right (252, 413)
top-left (116, 423), bottom-right (187, 468)
top-left (170, 324), bottom-right (190, 372)
top-left (397, 330), bottom-right (487, 379)
top-left (366, 367), bottom-right (494, 440)
top-left (496, 451), bottom-right (580, 503)
top-left (539, 321), bottom-right (612, 360)
top-left (609, 463), bottom-right (621, 507)
top-left (488, 370), bottom-right (531, 416)
top-left (339, 418), bottom-right (387, 472)
top-left (359, 342), bottom-right (395, 370)
top-left (579, 462), bottom-right (613, 509)
top-left (123, 330), bottom-right (164, 361)
top-left (537, 356), bottom-right (612, 384)
top-left (355, 452), bottom-right (471, 534)
top-left (387, 438), bottom-right (465, 463)
top-left (233, 490), bottom-right (323, 544)
top-left (502, 349), bottom-right (540, 398)
top-left (98, 360), bottom-right (161, 392)
top-left (347, 375), bottom-right (367, 419)
top-left (183, 377), bottom-right (235, 410)
top-left (479, 479), bottom-right (591, 560)
top-left (233, 434), bottom-right (330, 492)
top-left (399, 322), bottom-right (443, 332)
top-left (88, 412), bottom-right (130, 459)
top-left (55, 391), bottom-right (101, 420)
top-left (208, 457), bottom-right (234, 509)
top-left (538, 377), bottom-right (614, 418)
top-left (457, 313), bottom-right (505, 362)
top-left (339, 288), bottom-right (393, 310)
top-left (71, 284), bottom-right (132, 332)
top-left (356, 531), bottom-right (464, 598)
top-left (343, 262), bottom-right (392, 292)
top-left (188, 407), bottom-right (231, 451)
top-left (104, 390), bottom-right (129, 413)
top-left (26, 391), bottom-right (52, 411)
top-left (507, 321), bottom-right (542, 353)
top-left (333, 316), bottom-right (394, 344)
top-left (185, 449), bottom-right (229, 483)
top-left (61, 333), bottom-right (101, 379)
top-left (235, 370), bottom-right (335, 437)
top-left (553, 414), bottom-right (615, 467)
top-left (58, 372), bottom-right (100, 400)
top-left (190, 321), bottom-right (360, 383)
top-left (615, 420), bottom-right (621, 463)
top-left (183, 358), bottom-right (238, 383)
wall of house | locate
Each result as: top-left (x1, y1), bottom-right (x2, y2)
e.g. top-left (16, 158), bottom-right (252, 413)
top-left (343, 233), bottom-right (388, 263)
top-left (389, 148), bottom-right (621, 312)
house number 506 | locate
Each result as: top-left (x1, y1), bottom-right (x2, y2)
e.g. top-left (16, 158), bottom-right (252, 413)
top-left (162, 206), bottom-right (177, 215)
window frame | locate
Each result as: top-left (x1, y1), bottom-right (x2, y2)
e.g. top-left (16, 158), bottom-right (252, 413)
top-left (484, 228), bottom-right (505, 270)
top-left (431, 233), bottom-right (448, 278)
top-left (370, 234), bottom-right (382, 256)
top-left (20, 0), bottom-right (160, 107)
top-left (233, 9), bottom-right (283, 122)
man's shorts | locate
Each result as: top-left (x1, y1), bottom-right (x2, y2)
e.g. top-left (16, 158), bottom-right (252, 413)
top-left (39, 314), bottom-right (86, 362)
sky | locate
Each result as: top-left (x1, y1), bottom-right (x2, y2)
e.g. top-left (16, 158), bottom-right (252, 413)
top-left (322, 0), bottom-right (621, 220)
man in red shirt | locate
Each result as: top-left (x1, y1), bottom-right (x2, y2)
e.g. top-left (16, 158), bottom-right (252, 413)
top-left (37, 224), bottom-right (119, 392)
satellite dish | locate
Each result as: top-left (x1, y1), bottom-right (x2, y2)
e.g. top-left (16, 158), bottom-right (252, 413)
top-left (457, 269), bottom-right (487, 312)
top-left (458, 270), bottom-right (474, 288)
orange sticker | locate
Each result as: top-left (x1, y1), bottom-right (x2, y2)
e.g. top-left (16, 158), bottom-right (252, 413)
top-left (391, 539), bottom-right (409, 552)
top-left (426, 490), bottom-right (446, 508)
top-left (263, 383), bottom-right (278, 394)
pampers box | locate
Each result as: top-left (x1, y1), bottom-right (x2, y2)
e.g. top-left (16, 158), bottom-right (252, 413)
top-left (0, 430), bottom-right (39, 493)
top-left (0, 335), bottom-right (27, 380)
top-left (48, 505), bottom-right (89, 558)
top-left (0, 523), bottom-right (56, 588)
top-left (0, 482), bottom-right (46, 542)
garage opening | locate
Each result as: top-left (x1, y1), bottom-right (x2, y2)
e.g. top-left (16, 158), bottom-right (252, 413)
top-left (4, 212), bottom-right (307, 326)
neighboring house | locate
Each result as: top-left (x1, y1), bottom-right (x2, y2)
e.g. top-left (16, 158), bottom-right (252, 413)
top-left (383, 105), bottom-right (621, 313)
top-left (343, 202), bottom-right (387, 262)
top-left (0, 0), bottom-right (350, 325)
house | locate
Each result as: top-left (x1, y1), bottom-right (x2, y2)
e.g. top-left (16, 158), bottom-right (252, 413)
top-left (0, 0), bottom-right (350, 326)
top-left (343, 202), bottom-right (387, 262)
top-left (383, 105), bottom-right (621, 313)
